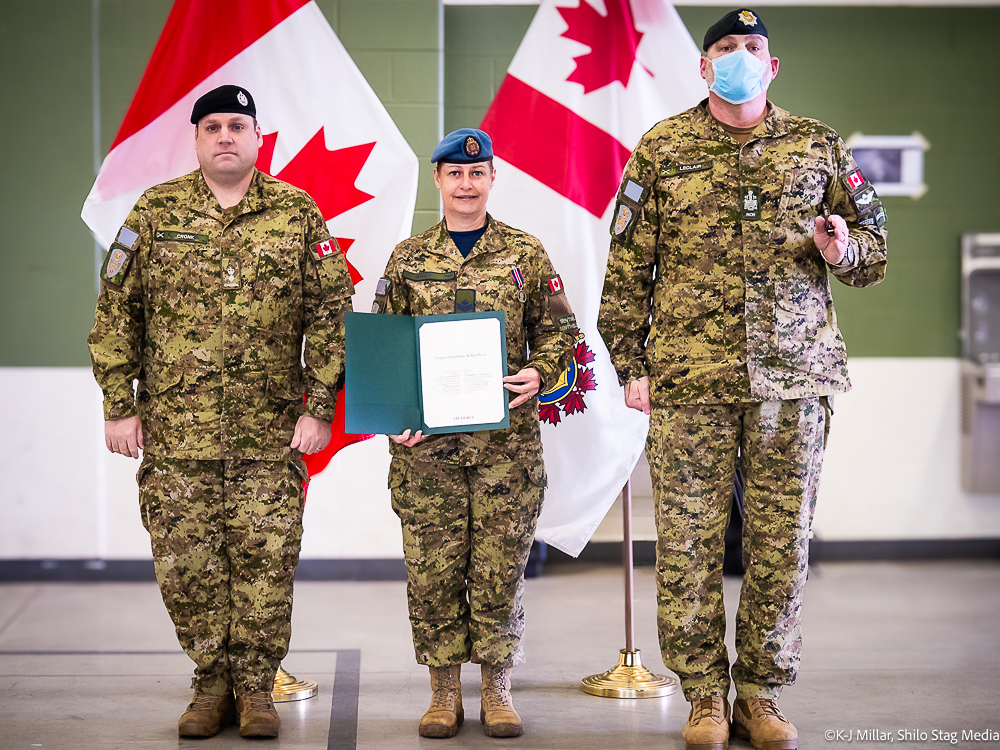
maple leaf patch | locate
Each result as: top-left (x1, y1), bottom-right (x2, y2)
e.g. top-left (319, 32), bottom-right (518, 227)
top-left (558, 0), bottom-right (647, 94)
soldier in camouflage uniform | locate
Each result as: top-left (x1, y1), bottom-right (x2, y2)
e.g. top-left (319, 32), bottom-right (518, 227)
top-left (88, 86), bottom-right (353, 739)
top-left (374, 129), bottom-right (576, 739)
top-left (597, 11), bottom-right (887, 750)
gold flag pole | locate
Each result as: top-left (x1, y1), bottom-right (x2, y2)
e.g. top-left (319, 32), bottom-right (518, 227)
top-left (581, 479), bottom-right (677, 698)
top-left (272, 666), bottom-right (318, 703)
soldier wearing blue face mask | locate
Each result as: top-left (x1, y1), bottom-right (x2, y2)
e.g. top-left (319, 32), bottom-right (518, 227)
top-left (599, 8), bottom-right (888, 750)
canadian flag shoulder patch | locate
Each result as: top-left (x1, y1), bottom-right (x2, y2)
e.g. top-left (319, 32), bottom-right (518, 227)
top-left (312, 237), bottom-right (339, 261)
top-left (546, 275), bottom-right (564, 294)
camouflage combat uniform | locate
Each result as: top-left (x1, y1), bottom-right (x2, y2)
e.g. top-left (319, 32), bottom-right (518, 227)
top-left (597, 101), bottom-right (887, 700)
top-left (88, 168), bottom-right (353, 695)
top-left (377, 215), bottom-right (575, 667)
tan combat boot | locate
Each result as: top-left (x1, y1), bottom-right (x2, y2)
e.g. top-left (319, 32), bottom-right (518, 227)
top-left (479, 663), bottom-right (522, 738)
top-left (732, 698), bottom-right (798, 750)
top-left (419, 665), bottom-right (464, 738)
top-left (236, 691), bottom-right (280, 738)
top-left (682, 695), bottom-right (730, 750)
top-left (177, 691), bottom-right (236, 737)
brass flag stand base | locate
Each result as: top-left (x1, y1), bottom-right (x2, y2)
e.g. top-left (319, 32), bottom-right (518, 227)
top-left (582, 648), bottom-right (676, 698)
top-left (271, 667), bottom-right (318, 702)
top-left (581, 479), bottom-right (678, 699)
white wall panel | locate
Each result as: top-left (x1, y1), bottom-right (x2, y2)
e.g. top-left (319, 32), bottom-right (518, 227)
top-left (2, 361), bottom-right (999, 561)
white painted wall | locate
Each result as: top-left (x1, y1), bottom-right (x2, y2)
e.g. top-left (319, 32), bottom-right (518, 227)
top-left (1, 358), bottom-right (998, 561)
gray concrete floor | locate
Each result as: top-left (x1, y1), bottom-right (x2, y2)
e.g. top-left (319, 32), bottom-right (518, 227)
top-left (1, 561), bottom-right (999, 749)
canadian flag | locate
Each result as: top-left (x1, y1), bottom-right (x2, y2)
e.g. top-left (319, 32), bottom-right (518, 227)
top-left (482, 0), bottom-right (704, 555)
top-left (80, 0), bottom-right (419, 475)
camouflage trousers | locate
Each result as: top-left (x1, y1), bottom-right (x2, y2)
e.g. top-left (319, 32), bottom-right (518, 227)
top-left (647, 398), bottom-right (831, 701)
top-left (137, 456), bottom-right (306, 695)
top-left (389, 459), bottom-right (544, 668)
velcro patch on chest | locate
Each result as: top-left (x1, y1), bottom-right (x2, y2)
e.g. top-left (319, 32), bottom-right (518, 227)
top-left (312, 237), bottom-right (340, 262)
top-left (402, 270), bottom-right (456, 282)
top-left (661, 161), bottom-right (713, 178)
top-left (454, 289), bottom-right (476, 313)
top-left (154, 229), bottom-right (209, 243)
top-left (741, 184), bottom-right (761, 221)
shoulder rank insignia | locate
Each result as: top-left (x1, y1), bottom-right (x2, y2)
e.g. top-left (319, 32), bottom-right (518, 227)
top-left (312, 238), bottom-right (340, 262)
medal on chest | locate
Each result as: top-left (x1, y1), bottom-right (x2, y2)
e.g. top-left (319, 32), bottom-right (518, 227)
top-left (511, 266), bottom-right (526, 302)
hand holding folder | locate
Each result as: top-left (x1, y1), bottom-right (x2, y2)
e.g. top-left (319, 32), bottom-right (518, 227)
top-left (344, 310), bottom-right (510, 436)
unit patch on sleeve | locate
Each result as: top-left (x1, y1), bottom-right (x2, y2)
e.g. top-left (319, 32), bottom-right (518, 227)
top-left (372, 277), bottom-right (391, 313)
top-left (101, 244), bottom-right (134, 289)
top-left (312, 238), bottom-right (340, 262)
top-left (841, 167), bottom-right (886, 228)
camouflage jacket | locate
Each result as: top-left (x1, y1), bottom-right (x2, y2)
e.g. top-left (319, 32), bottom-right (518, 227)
top-left (377, 215), bottom-right (576, 484)
top-left (88, 168), bottom-right (354, 460)
top-left (598, 101), bottom-right (888, 405)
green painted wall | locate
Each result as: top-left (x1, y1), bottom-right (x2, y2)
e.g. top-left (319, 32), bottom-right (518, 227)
top-left (446, 4), bottom-right (1000, 359)
top-left (3, 3), bottom-right (998, 367)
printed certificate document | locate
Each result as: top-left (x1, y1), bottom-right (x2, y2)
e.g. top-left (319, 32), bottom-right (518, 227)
top-left (344, 310), bottom-right (509, 435)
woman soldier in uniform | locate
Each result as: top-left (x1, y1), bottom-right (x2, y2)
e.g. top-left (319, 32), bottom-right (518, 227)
top-left (372, 129), bottom-right (577, 738)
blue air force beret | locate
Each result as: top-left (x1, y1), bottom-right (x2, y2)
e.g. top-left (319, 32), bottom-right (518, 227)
top-left (703, 8), bottom-right (768, 51)
top-left (431, 128), bottom-right (493, 165)
top-left (190, 85), bottom-right (257, 124)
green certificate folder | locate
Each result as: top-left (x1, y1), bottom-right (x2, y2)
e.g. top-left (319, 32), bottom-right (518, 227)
top-left (345, 310), bottom-right (509, 436)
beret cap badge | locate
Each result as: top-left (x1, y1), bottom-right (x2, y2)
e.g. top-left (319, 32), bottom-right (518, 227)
top-left (463, 136), bottom-right (481, 158)
top-left (237, 90), bottom-right (248, 106)
top-left (738, 10), bottom-right (758, 25)
top-left (431, 128), bottom-right (494, 164)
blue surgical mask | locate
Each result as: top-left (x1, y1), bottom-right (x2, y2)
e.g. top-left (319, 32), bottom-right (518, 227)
top-left (708, 50), bottom-right (768, 105)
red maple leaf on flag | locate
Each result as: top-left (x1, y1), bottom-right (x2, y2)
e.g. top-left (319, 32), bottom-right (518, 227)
top-left (256, 128), bottom-right (375, 285)
top-left (558, 0), bottom-right (646, 94)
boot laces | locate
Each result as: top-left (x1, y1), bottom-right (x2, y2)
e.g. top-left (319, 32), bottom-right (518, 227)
top-left (693, 696), bottom-right (722, 722)
top-left (430, 669), bottom-right (458, 709)
top-left (187, 694), bottom-right (222, 712)
top-left (752, 699), bottom-right (784, 721)
top-left (245, 692), bottom-right (274, 712)
top-left (486, 670), bottom-right (512, 708)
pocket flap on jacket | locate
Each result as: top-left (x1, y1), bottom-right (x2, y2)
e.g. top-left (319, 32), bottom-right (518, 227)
top-left (142, 367), bottom-right (185, 395)
top-left (664, 283), bottom-right (723, 319)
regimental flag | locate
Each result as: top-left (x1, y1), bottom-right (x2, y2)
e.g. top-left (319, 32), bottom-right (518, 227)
top-left (80, 0), bottom-right (419, 476)
top-left (481, 0), bottom-right (704, 555)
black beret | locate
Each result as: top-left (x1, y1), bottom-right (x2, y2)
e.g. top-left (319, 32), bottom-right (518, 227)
top-left (190, 85), bottom-right (256, 124)
top-left (431, 128), bottom-right (493, 165)
top-left (703, 9), bottom-right (768, 51)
